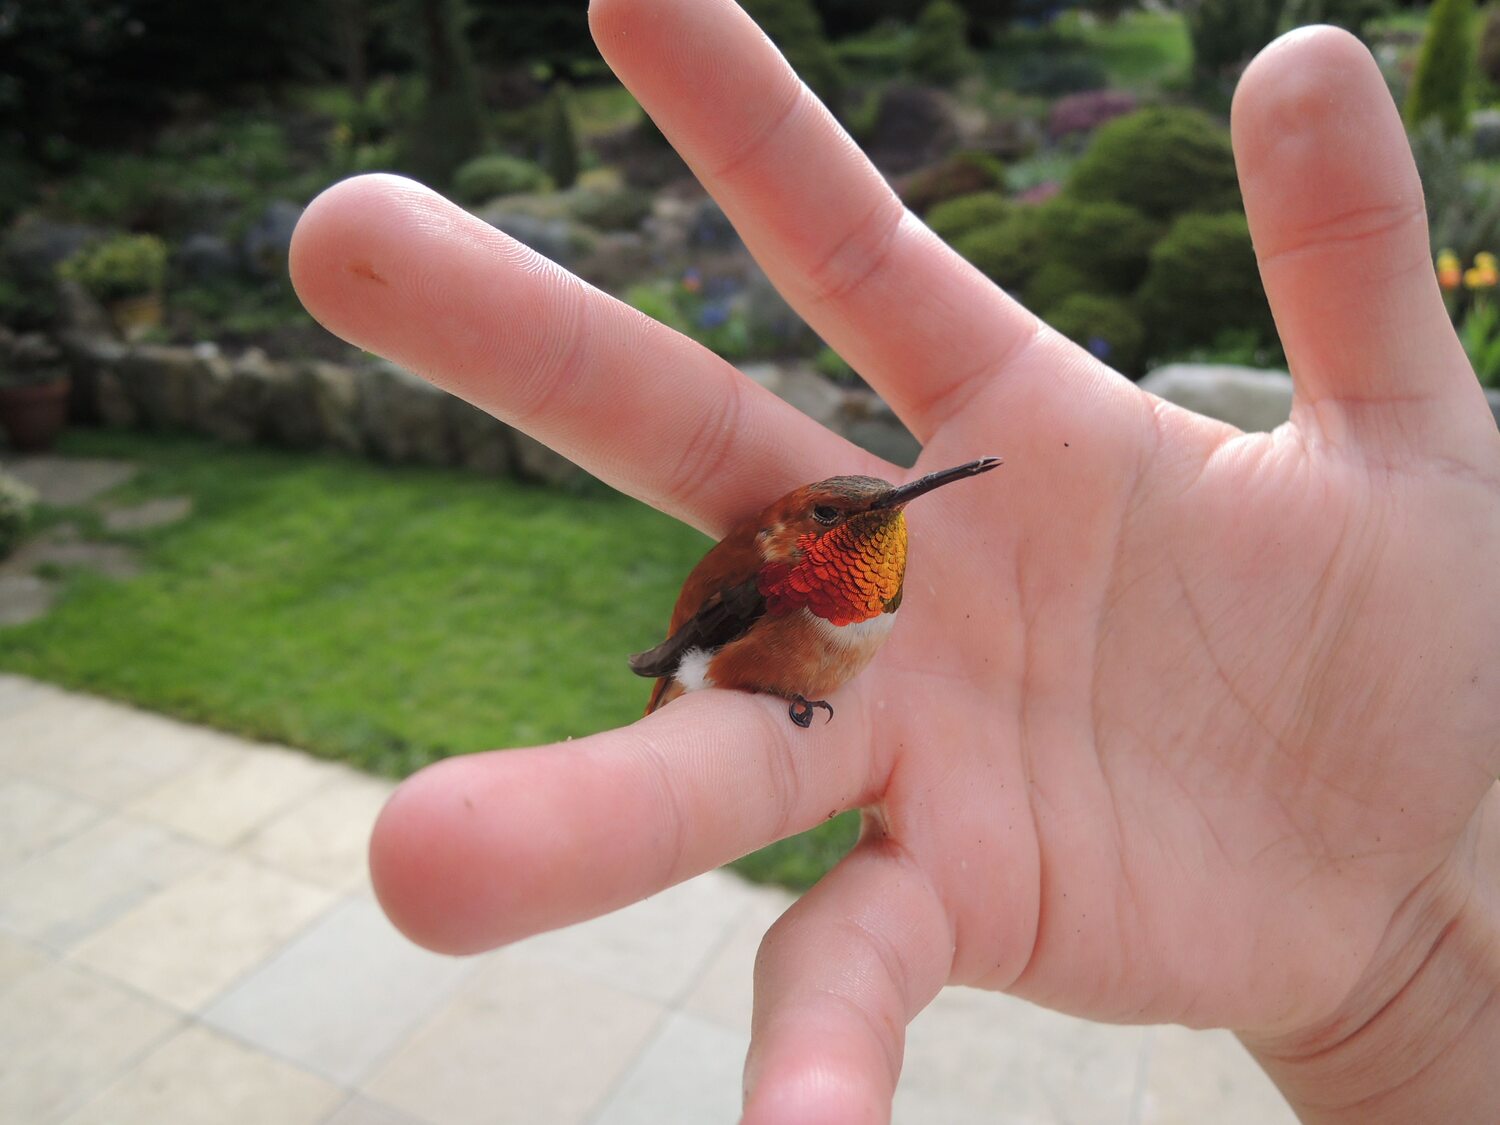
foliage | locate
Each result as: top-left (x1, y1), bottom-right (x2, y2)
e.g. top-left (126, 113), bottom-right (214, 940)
top-left (1023, 260), bottom-right (1100, 314)
top-left (909, 0), bottom-right (975, 86)
top-left (1410, 120), bottom-right (1500, 259)
top-left (625, 277), bottom-right (755, 360)
top-left (925, 192), bottom-right (1014, 241)
top-left (57, 234), bottom-right (168, 303)
top-left (1136, 211), bottom-right (1275, 357)
top-left (1011, 53), bottom-right (1111, 97)
top-left (1032, 196), bottom-right (1157, 291)
top-left (0, 270), bottom-right (59, 334)
top-left (1180, 0), bottom-right (1285, 81)
top-left (744, 0), bottom-right (848, 113)
top-left (452, 154), bottom-right (552, 204)
top-left (1457, 297), bottom-right (1500, 386)
top-left (1048, 89), bottom-right (1139, 141)
top-left (1067, 107), bottom-right (1241, 222)
top-left (952, 213), bottom-right (1045, 289)
top-left (0, 472), bottom-right (37, 561)
top-left (399, 0), bottom-right (486, 190)
top-left (813, 345), bottom-right (859, 385)
top-left (1047, 292), bottom-right (1146, 372)
top-left (569, 187), bottom-right (655, 232)
top-left (0, 0), bottom-right (337, 165)
top-left (1285, 0), bottom-right (1393, 40)
top-left (543, 85), bottom-right (581, 191)
top-left (1482, 6), bottom-right (1500, 87)
top-left (466, 0), bottom-right (595, 73)
top-left (901, 151), bottom-right (1008, 213)
top-left (1405, 0), bottom-right (1477, 137)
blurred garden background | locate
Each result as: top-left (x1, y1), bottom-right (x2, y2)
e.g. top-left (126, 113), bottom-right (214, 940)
top-left (1, 0), bottom-right (1498, 888)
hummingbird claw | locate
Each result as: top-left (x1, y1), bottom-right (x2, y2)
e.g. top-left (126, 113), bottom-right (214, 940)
top-left (788, 696), bottom-right (835, 728)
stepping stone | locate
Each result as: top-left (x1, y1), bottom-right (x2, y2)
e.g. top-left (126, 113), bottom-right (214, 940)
top-left (0, 456), bottom-right (136, 507)
top-left (102, 497), bottom-right (192, 533)
top-left (0, 574), bottom-right (56, 626)
top-left (0, 533), bottom-right (139, 581)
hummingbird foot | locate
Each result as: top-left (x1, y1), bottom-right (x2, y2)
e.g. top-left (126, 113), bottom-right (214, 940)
top-left (788, 695), bottom-right (834, 728)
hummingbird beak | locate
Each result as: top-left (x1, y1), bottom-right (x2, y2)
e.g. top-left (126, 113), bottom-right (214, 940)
top-left (869, 457), bottom-right (1002, 510)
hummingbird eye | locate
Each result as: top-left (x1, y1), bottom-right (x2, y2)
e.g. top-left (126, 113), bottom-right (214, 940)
top-left (812, 505), bottom-right (841, 525)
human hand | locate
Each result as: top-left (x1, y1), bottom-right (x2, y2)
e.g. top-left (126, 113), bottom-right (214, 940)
top-left (290, 4), bottom-right (1500, 1122)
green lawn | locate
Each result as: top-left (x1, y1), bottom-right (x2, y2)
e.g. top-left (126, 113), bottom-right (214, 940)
top-left (1, 430), bottom-right (858, 889)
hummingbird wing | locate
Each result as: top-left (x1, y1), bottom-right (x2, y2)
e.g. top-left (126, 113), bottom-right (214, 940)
top-left (627, 576), bottom-right (765, 679)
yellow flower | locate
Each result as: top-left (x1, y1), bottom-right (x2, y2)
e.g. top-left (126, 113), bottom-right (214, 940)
top-left (1438, 250), bottom-right (1462, 290)
top-left (1465, 265), bottom-right (1498, 289)
top-left (1477, 251), bottom-right (1498, 272)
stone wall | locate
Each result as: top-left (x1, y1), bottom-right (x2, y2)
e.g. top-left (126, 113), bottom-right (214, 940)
top-left (53, 329), bottom-right (923, 486)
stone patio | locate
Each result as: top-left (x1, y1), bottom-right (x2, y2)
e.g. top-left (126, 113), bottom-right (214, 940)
top-left (0, 674), bottom-right (1297, 1124)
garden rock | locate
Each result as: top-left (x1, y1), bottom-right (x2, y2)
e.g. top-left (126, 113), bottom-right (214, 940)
top-left (743, 272), bottom-right (814, 353)
top-left (1, 456), bottom-right (136, 506)
top-left (120, 344), bottom-right (202, 429)
top-left (510, 429), bottom-right (584, 488)
top-left (741, 362), bottom-right (843, 430)
top-left (575, 232), bottom-right (655, 291)
top-left (55, 330), bottom-right (128, 425)
top-left (55, 279), bottom-right (113, 336)
top-left (359, 361), bottom-right (452, 465)
top-left (177, 233), bottom-right (240, 283)
top-left (1139, 364), bottom-right (1293, 433)
top-left (448, 396), bottom-right (515, 477)
top-left (0, 574), bottom-right (54, 627)
top-left (242, 200), bottom-right (304, 279)
top-left (686, 199), bottom-right (742, 253)
top-left (865, 85), bottom-right (960, 174)
top-left (198, 349), bottom-right (272, 444)
top-left (302, 361), bottom-right (364, 453)
top-left (3, 214), bottom-right (104, 280)
top-left (839, 394), bottom-right (920, 468)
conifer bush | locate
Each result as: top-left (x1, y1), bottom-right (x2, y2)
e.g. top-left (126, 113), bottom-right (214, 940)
top-left (925, 192), bottom-right (1012, 242)
top-left (1023, 261), bottom-right (1099, 316)
top-left (908, 0), bottom-right (974, 86)
top-left (543, 85), bottom-right (580, 191)
top-left (452, 154), bottom-right (551, 204)
top-left (1185, 0), bottom-right (1284, 81)
top-left (743, 0), bottom-right (846, 113)
top-left (1047, 293), bottom-right (1145, 373)
top-left (1032, 197), bottom-right (1156, 292)
top-left (1136, 212), bottom-right (1275, 356)
top-left (951, 213), bottom-right (1044, 290)
top-left (1405, 0), bottom-right (1478, 137)
top-left (1067, 108), bottom-right (1241, 222)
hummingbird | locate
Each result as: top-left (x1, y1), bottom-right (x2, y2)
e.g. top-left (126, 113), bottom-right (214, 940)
top-left (629, 458), bottom-right (1001, 727)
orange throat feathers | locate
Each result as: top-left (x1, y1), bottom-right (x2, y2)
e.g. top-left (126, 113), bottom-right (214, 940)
top-left (757, 509), bottom-right (907, 627)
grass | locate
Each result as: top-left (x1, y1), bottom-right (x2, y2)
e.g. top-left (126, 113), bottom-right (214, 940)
top-left (982, 10), bottom-right (1192, 96)
top-left (0, 429), bottom-right (856, 889)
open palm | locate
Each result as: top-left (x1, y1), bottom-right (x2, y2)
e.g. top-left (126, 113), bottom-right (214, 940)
top-left (291, 4), bottom-right (1500, 1120)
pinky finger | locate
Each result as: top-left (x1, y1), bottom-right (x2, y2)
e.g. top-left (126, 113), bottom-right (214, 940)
top-left (744, 836), bottom-right (953, 1124)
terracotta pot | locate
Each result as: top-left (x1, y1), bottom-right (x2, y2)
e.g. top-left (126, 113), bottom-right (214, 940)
top-left (0, 379), bottom-right (72, 452)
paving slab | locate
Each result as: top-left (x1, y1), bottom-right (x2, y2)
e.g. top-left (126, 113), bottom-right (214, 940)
top-left (0, 960), bottom-right (179, 1125)
top-left (239, 769), bottom-right (394, 891)
top-left (203, 896), bottom-right (478, 1085)
top-left (0, 572), bottom-right (56, 625)
top-left (0, 456), bottom-right (136, 506)
top-left (592, 1012), bottom-right (750, 1125)
top-left (67, 854), bottom-right (338, 1012)
top-left (0, 777), bottom-right (101, 870)
top-left (363, 954), bottom-right (665, 1125)
top-left (0, 814), bottom-right (213, 950)
top-left (508, 870), bottom-right (761, 1006)
top-left (60, 1024), bottom-right (342, 1125)
top-left (101, 495), bottom-right (192, 532)
top-left (1139, 1025), bottom-right (1297, 1124)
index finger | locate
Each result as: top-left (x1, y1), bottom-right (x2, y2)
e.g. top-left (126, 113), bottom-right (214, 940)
top-left (290, 175), bottom-right (886, 537)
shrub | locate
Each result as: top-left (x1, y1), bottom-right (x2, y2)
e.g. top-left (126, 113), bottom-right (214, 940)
top-left (901, 151), bottom-right (1007, 214)
top-left (926, 192), bottom-right (1012, 242)
top-left (1482, 6), bottom-right (1500, 87)
top-left (57, 234), bottom-right (168, 302)
top-left (1185, 0), bottom-right (1285, 81)
top-left (1067, 107), bottom-right (1241, 222)
top-left (453, 155), bottom-right (552, 204)
top-left (1136, 212), bottom-right (1275, 357)
top-left (0, 473), bottom-right (37, 560)
top-left (1033, 197), bottom-right (1157, 292)
top-left (952, 214), bottom-right (1044, 290)
top-left (1012, 53), bottom-right (1110, 97)
top-left (401, 0), bottom-right (486, 191)
top-left (1285, 0), bottom-right (1392, 40)
top-left (743, 0), bottom-right (847, 113)
top-left (908, 0), bottom-right (974, 86)
top-left (1405, 0), bottom-right (1477, 137)
top-left (543, 85), bottom-right (581, 191)
top-left (1022, 261), bottom-right (1099, 316)
top-left (1047, 293), bottom-right (1145, 373)
top-left (569, 187), bottom-right (655, 231)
